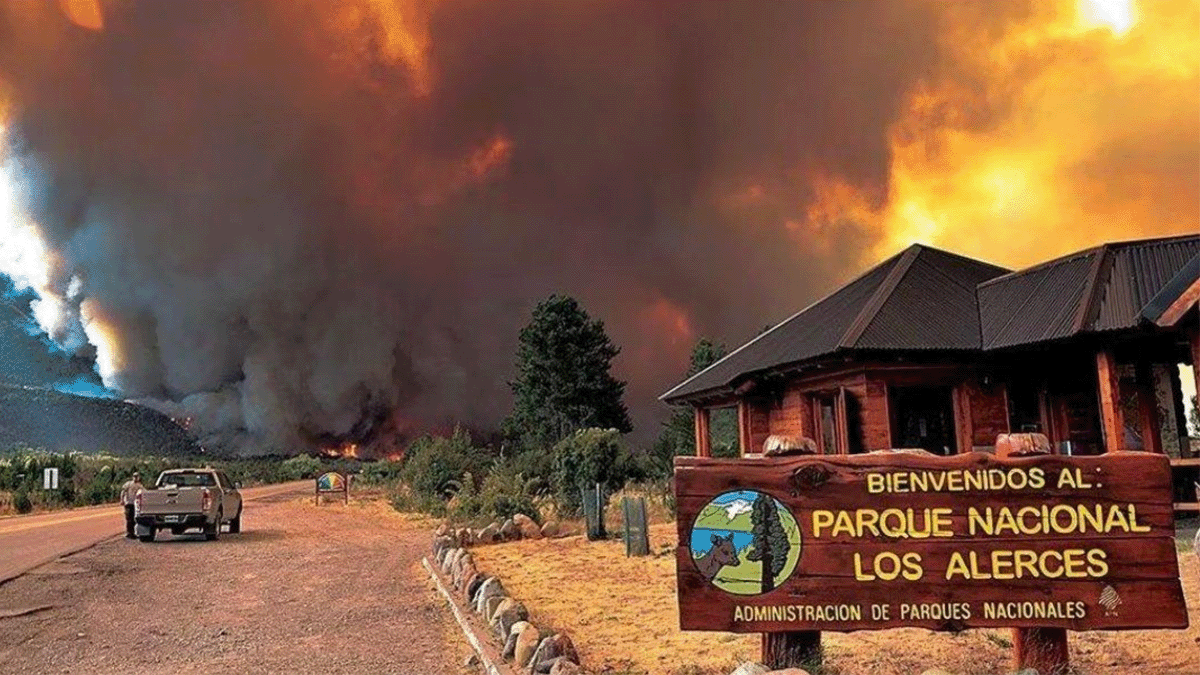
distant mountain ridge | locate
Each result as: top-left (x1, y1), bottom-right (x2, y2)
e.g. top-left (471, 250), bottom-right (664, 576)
top-left (0, 384), bottom-right (200, 457)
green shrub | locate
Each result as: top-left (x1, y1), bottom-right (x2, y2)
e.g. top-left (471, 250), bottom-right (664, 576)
top-left (450, 461), bottom-right (541, 524)
top-left (359, 459), bottom-right (404, 485)
top-left (400, 427), bottom-right (490, 501)
top-left (280, 454), bottom-right (322, 481)
top-left (13, 490), bottom-right (32, 514)
top-left (551, 428), bottom-right (623, 516)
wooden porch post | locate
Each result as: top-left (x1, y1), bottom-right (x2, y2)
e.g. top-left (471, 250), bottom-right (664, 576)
top-left (737, 401), bottom-right (752, 456)
top-left (1134, 360), bottom-right (1163, 454)
top-left (1096, 350), bottom-right (1124, 453)
top-left (1192, 328), bottom-right (1200, 414)
top-left (694, 407), bottom-right (711, 457)
top-left (952, 382), bottom-right (973, 454)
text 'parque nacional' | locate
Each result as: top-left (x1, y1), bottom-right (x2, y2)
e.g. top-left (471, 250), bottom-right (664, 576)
top-left (674, 452), bottom-right (1187, 633)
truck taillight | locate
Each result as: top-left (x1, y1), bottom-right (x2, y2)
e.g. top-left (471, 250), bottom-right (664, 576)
top-left (201, 488), bottom-right (212, 512)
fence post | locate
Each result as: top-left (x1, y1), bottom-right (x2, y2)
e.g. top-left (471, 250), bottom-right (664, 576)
top-left (583, 484), bottom-right (607, 541)
top-left (622, 496), bottom-right (650, 557)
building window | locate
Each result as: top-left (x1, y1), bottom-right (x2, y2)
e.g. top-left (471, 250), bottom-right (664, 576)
top-left (890, 385), bottom-right (957, 455)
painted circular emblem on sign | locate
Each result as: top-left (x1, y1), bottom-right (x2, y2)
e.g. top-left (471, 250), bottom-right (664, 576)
top-left (690, 490), bottom-right (802, 595)
top-left (316, 471), bottom-right (345, 491)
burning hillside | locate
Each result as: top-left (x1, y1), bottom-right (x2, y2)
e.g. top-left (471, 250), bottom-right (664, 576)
top-left (0, 0), bottom-right (1194, 454)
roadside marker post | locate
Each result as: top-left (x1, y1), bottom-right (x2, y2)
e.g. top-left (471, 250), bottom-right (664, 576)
top-left (42, 467), bottom-right (59, 491)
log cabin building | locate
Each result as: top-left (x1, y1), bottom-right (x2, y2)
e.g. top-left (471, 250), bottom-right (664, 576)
top-left (662, 235), bottom-right (1200, 510)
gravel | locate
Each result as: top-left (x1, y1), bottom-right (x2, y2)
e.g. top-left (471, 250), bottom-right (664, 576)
top-left (0, 493), bottom-right (471, 675)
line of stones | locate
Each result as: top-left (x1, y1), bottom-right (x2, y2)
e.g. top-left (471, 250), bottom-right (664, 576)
top-left (432, 528), bottom-right (582, 675)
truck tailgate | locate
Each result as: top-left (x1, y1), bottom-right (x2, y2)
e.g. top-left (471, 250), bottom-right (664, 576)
top-left (137, 488), bottom-right (205, 514)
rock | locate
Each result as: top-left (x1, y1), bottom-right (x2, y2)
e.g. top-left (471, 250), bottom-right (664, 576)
top-left (474, 577), bottom-right (505, 614)
top-left (503, 631), bottom-right (520, 660)
top-left (463, 653), bottom-right (480, 668)
top-left (762, 434), bottom-right (817, 456)
top-left (548, 658), bottom-right (583, 675)
top-left (465, 574), bottom-right (486, 604)
top-left (729, 662), bottom-right (770, 675)
top-left (456, 528), bottom-right (472, 547)
top-left (435, 523), bottom-right (449, 537)
top-left (995, 432), bottom-right (1051, 457)
top-left (513, 513), bottom-right (543, 540)
top-left (765, 670), bottom-right (811, 675)
top-left (1013, 670), bottom-right (1040, 675)
top-left (479, 523), bottom-right (499, 544)
top-left (529, 634), bottom-right (578, 673)
top-left (540, 521), bottom-right (561, 538)
top-left (483, 594), bottom-right (506, 621)
top-left (500, 519), bottom-right (519, 540)
top-left (455, 563), bottom-right (477, 591)
top-left (513, 624), bottom-right (541, 668)
top-left (491, 599), bottom-right (528, 637)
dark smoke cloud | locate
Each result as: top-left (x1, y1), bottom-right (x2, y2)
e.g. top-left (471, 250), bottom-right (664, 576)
top-left (0, 0), bottom-right (942, 452)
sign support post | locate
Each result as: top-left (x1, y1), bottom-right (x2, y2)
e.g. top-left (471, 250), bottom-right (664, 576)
top-left (996, 436), bottom-right (1069, 675)
top-left (762, 631), bottom-right (820, 670)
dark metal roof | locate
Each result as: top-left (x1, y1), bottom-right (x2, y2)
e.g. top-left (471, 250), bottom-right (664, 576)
top-left (1096, 238), bottom-right (1199, 331)
top-left (977, 249), bottom-right (1097, 350)
top-left (1139, 250), bottom-right (1200, 325)
top-left (663, 234), bottom-right (1200, 405)
top-left (661, 244), bottom-right (1009, 402)
top-left (978, 235), bottom-right (1200, 348)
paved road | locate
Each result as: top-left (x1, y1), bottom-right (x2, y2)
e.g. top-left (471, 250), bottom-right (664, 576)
top-left (0, 481), bottom-right (309, 584)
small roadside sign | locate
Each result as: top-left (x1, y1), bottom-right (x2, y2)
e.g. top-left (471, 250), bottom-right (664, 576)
top-left (42, 467), bottom-right (59, 490)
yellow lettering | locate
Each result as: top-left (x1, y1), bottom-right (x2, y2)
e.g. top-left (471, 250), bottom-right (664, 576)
top-left (812, 510), bottom-right (833, 537)
top-left (854, 553), bottom-right (875, 581)
top-left (867, 473), bottom-right (885, 494)
top-left (1057, 468), bottom-right (1078, 488)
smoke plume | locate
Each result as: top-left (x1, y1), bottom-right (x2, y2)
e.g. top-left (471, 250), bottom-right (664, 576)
top-left (0, 0), bottom-right (1194, 453)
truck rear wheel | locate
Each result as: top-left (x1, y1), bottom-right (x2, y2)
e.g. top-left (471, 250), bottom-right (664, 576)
top-left (229, 509), bottom-right (242, 534)
top-left (205, 511), bottom-right (221, 541)
top-left (138, 527), bottom-right (157, 543)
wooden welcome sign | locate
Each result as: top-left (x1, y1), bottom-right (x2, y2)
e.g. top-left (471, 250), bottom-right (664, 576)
top-left (315, 471), bottom-right (349, 505)
top-left (674, 452), bottom-right (1187, 633)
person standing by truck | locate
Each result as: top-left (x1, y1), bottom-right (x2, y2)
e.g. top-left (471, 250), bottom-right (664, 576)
top-left (119, 472), bottom-right (143, 539)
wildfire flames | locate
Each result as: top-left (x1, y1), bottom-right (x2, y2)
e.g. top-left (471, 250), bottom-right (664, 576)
top-left (321, 443), bottom-right (360, 459)
top-left (0, 0), bottom-right (1194, 453)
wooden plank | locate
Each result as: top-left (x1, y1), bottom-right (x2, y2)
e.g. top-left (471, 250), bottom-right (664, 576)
top-left (674, 452), bottom-right (1186, 633)
top-left (1154, 277), bottom-right (1200, 327)
top-left (695, 407), bottom-right (711, 458)
top-left (952, 383), bottom-right (972, 454)
top-left (1134, 361), bottom-right (1163, 454)
top-left (1095, 351), bottom-right (1124, 453)
top-left (834, 388), bottom-right (849, 455)
top-left (738, 400), bottom-right (752, 456)
top-left (1192, 328), bottom-right (1200, 414)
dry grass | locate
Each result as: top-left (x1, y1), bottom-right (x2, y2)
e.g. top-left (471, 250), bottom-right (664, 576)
top-left (471, 522), bottom-right (1200, 675)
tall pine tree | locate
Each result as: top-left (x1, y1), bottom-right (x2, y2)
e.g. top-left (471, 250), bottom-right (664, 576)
top-left (747, 492), bottom-right (790, 592)
top-left (654, 338), bottom-right (737, 465)
top-left (504, 295), bottom-right (632, 451)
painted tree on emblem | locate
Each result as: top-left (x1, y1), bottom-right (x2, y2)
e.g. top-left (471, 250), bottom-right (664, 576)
top-left (747, 492), bottom-right (790, 592)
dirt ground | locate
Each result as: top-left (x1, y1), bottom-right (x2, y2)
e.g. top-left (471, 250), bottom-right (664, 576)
top-left (0, 493), bottom-right (471, 675)
top-left (471, 521), bottom-right (1200, 675)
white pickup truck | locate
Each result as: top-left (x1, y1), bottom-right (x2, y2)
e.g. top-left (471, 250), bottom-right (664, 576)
top-left (134, 469), bottom-right (243, 542)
